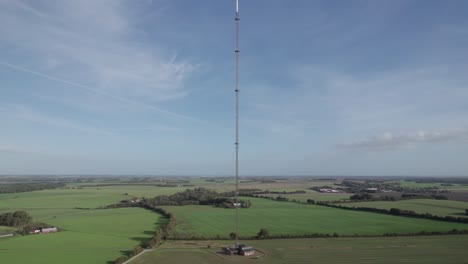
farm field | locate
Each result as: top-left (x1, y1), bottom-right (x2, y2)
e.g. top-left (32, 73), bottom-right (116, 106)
top-left (201, 177), bottom-right (340, 191)
top-left (0, 225), bottom-right (16, 234)
top-left (163, 197), bottom-right (468, 238)
top-left (0, 184), bottom-right (186, 214)
top-left (131, 235), bottom-right (468, 264)
top-left (258, 192), bottom-right (351, 202)
top-left (0, 207), bottom-right (163, 264)
top-left (399, 180), bottom-right (468, 191)
top-left (339, 199), bottom-right (468, 218)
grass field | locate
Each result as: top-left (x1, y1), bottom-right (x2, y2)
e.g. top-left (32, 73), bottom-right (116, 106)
top-left (0, 225), bottom-right (16, 234)
top-left (400, 180), bottom-right (468, 191)
top-left (187, 178), bottom-right (339, 193)
top-left (0, 185), bottom-right (171, 263)
top-left (0, 208), bottom-right (163, 264)
top-left (339, 199), bottom-right (468, 218)
top-left (131, 235), bottom-right (468, 264)
top-left (163, 197), bottom-right (468, 238)
top-left (258, 192), bottom-right (351, 202)
top-left (2, 178), bottom-right (468, 264)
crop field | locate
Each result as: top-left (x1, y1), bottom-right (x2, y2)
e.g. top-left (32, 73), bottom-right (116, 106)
top-left (2, 177), bottom-right (468, 264)
top-left (339, 199), bottom-right (468, 218)
top-left (399, 180), bottom-right (468, 191)
top-left (130, 235), bottom-right (468, 264)
top-left (163, 197), bottom-right (468, 238)
top-left (258, 191), bottom-right (351, 202)
top-left (187, 178), bottom-right (339, 193)
top-left (0, 208), bottom-right (163, 264)
top-left (0, 184), bottom-right (170, 263)
top-left (0, 225), bottom-right (16, 234)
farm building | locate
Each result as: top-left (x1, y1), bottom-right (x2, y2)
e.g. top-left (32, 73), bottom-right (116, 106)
top-left (41, 227), bottom-right (57, 233)
top-left (239, 246), bottom-right (255, 256)
top-left (223, 244), bottom-right (255, 256)
top-left (319, 188), bottom-right (341, 193)
top-left (363, 188), bottom-right (378, 193)
top-left (29, 229), bottom-right (41, 234)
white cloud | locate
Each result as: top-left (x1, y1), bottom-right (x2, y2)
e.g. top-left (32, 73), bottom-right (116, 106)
top-left (338, 128), bottom-right (468, 150)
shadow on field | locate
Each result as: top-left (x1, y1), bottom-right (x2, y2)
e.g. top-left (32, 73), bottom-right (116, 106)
top-left (155, 217), bottom-right (168, 227)
top-left (453, 213), bottom-right (468, 216)
top-left (120, 249), bottom-right (132, 255)
top-left (131, 236), bottom-right (150, 243)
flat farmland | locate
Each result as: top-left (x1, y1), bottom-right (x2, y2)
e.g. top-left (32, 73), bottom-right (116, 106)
top-left (190, 178), bottom-right (339, 193)
top-left (0, 225), bottom-right (16, 234)
top-left (163, 197), bottom-right (468, 238)
top-left (339, 199), bottom-right (468, 218)
top-left (130, 235), bottom-right (468, 264)
top-left (259, 191), bottom-right (351, 202)
top-left (0, 208), bottom-right (163, 264)
top-left (400, 180), bottom-right (468, 191)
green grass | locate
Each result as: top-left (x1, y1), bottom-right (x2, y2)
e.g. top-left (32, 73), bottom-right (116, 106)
top-left (163, 197), bottom-right (468, 238)
top-left (0, 225), bottom-right (16, 234)
top-left (0, 188), bottom-right (126, 211)
top-left (400, 180), bottom-right (468, 191)
top-left (339, 199), bottom-right (468, 218)
top-left (131, 235), bottom-right (468, 264)
top-left (0, 208), bottom-right (163, 264)
top-left (259, 192), bottom-right (351, 202)
top-left (0, 185), bottom-right (174, 263)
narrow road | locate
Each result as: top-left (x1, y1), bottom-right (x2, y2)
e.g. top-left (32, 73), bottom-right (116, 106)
top-left (121, 249), bottom-right (154, 264)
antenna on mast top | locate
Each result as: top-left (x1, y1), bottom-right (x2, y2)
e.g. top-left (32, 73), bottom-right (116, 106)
top-left (234, 0), bottom-right (240, 243)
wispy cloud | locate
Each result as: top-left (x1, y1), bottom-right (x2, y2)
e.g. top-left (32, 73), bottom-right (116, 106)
top-left (0, 0), bottom-right (196, 111)
top-left (0, 62), bottom-right (198, 121)
top-left (338, 128), bottom-right (468, 151)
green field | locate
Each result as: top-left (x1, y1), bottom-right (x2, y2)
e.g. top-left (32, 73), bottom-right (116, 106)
top-left (131, 235), bottom-right (468, 264)
top-left (340, 199), bottom-right (468, 218)
top-left (259, 191), bottom-right (351, 202)
top-left (0, 207), bottom-right (163, 264)
top-left (0, 185), bottom-right (170, 263)
top-left (186, 178), bottom-right (339, 193)
top-left (0, 185), bottom-right (185, 214)
top-left (2, 178), bottom-right (468, 264)
top-left (0, 225), bottom-right (16, 234)
top-left (163, 197), bottom-right (468, 238)
top-left (400, 180), bottom-right (468, 191)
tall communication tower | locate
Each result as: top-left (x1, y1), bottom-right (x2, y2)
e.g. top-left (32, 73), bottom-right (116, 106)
top-left (234, 0), bottom-right (240, 242)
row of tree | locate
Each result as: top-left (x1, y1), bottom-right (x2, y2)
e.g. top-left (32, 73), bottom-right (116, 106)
top-left (344, 193), bottom-right (448, 202)
top-left (129, 188), bottom-right (252, 208)
top-left (317, 202), bottom-right (468, 224)
top-left (0, 182), bottom-right (65, 194)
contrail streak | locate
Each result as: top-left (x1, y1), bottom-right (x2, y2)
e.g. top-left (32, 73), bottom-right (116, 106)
top-left (0, 61), bottom-right (199, 122)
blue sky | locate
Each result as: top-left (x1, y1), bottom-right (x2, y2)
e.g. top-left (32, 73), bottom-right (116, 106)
top-left (1, 0), bottom-right (468, 176)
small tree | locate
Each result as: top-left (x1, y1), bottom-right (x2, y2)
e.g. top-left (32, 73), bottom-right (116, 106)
top-left (256, 228), bottom-right (270, 239)
top-left (229, 232), bottom-right (236, 240)
top-left (465, 209), bottom-right (468, 216)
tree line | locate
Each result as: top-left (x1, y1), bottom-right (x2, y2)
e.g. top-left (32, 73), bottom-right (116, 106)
top-left (0, 182), bottom-right (65, 194)
top-left (115, 188), bottom-right (252, 208)
top-left (316, 202), bottom-right (468, 224)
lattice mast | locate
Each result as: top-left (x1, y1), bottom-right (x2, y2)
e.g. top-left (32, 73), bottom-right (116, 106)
top-left (234, 0), bottom-right (240, 243)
